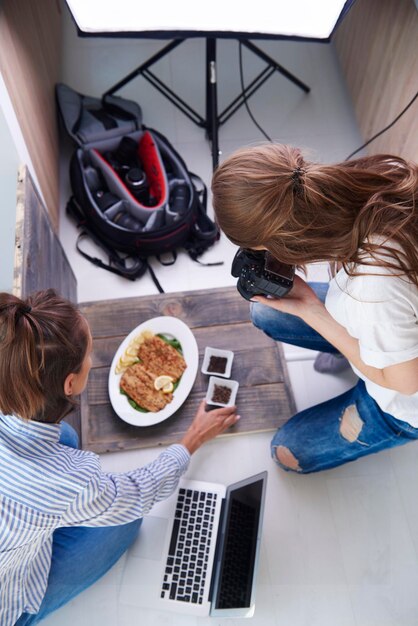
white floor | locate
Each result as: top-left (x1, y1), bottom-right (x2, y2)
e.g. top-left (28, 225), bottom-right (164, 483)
top-left (47, 7), bottom-right (418, 625)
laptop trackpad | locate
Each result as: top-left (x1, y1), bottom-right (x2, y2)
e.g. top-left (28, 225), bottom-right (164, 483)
top-left (129, 516), bottom-right (168, 560)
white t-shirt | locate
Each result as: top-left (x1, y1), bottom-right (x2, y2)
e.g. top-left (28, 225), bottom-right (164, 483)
top-left (325, 254), bottom-right (418, 426)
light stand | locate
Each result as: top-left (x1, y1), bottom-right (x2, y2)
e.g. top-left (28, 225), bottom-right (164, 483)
top-left (65, 0), bottom-right (356, 169)
top-left (103, 37), bottom-right (310, 170)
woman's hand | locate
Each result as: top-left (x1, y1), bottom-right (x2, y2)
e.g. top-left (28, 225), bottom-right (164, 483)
top-left (253, 275), bottom-right (324, 321)
top-left (180, 400), bottom-right (240, 454)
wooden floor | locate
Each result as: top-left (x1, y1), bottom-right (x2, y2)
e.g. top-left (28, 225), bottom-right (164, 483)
top-left (79, 287), bottom-right (295, 453)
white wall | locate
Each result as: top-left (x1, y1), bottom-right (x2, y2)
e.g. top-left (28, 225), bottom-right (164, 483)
top-left (0, 96), bottom-right (19, 291)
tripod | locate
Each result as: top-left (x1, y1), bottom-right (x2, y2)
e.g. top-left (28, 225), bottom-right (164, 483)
top-left (103, 37), bottom-right (310, 170)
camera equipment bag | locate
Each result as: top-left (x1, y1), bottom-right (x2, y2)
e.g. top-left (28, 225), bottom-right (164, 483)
top-left (56, 83), bottom-right (222, 289)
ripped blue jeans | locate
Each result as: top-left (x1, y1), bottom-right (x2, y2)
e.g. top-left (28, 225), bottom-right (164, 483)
top-left (251, 282), bottom-right (418, 474)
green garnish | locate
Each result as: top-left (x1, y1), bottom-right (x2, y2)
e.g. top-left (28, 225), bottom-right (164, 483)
top-left (157, 333), bottom-right (183, 354)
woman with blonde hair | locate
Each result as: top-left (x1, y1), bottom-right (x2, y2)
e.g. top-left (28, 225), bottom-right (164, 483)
top-left (212, 143), bottom-right (418, 473)
top-left (0, 289), bottom-right (239, 625)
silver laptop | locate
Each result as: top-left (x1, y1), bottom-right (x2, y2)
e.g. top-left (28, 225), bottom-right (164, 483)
top-left (119, 472), bottom-right (267, 618)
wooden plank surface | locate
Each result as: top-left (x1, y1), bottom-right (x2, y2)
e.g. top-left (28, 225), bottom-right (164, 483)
top-left (14, 166), bottom-right (77, 303)
top-left (79, 287), bottom-right (295, 454)
top-left (80, 287), bottom-right (257, 337)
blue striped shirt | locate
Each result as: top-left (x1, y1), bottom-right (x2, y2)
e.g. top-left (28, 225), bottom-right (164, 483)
top-left (0, 414), bottom-right (190, 626)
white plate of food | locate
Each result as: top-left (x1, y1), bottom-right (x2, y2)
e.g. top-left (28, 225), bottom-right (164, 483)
top-left (108, 316), bottom-right (198, 426)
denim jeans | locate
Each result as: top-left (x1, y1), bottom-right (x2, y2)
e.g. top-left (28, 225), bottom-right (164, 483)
top-left (16, 422), bottom-right (142, 625)
top-left (251, 282), bottom-right (418, 474)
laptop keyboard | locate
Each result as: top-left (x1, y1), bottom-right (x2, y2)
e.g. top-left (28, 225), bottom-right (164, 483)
top-left (160, 488), bottom-right (218, 605)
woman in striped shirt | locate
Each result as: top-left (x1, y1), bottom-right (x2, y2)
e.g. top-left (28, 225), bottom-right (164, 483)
top-left (0, 289), bottom-right (239, 626)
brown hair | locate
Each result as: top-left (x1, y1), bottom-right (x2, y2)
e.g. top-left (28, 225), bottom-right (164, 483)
top-left (211, 144), bottom-right (418, 285)
top-left (0, 289), bottom-right (89, 422)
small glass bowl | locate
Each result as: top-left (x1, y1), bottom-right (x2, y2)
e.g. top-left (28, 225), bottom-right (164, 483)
top-left (205, 376), bottom-right (239, 407)
top-left (201, 347), bottom-right (234, 378)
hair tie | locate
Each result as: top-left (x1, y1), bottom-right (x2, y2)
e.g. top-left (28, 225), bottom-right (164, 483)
top-left (16, 305), bottom-right (32, 321)
top-left (291, 166), bottom-right (305, 196)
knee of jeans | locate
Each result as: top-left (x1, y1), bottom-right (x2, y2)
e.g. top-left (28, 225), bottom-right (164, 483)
top-left (339, 404), bottom-right (364, 442)
top-left (250, 301), bottom-right (275, 331)
top-left (271, 432), bottom-right (302, 473)
top-left (120, 518), bottom-right (142, 551)
top-left (250, 301), bottom-right (261, 328)
top-left (59, 422), bottom-right (79, 449)
top-left (129, 518), bottom-right (143, 536)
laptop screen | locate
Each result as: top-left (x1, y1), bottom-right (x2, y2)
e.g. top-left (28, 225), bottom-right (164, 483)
top-left (211, 472), bottom-right (267, 614)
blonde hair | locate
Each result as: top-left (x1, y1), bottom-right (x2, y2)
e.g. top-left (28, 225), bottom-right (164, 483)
top-left (211, 144), bottom-right (418, 285)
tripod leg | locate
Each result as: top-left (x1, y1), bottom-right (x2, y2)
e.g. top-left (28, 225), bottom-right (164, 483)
top-left (103, 39), bottom-right (185, 98)
top-left (241, 39), bottom-right (310, 93)
top-left (206, 38), bottom-right (220, 170)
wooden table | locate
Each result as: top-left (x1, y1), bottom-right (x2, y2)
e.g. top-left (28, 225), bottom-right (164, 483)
top-left (79, 286), bottom-right (295, 453)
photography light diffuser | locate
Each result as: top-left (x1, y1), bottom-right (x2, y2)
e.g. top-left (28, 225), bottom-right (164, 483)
top-left (65, 0), bottom-right (353, 41)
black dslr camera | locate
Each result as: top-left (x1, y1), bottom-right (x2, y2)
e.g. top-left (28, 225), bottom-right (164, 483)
top-left (231, 248), bottom-right (295, 301)
top-left (103, 136), bottom-right (154, 206)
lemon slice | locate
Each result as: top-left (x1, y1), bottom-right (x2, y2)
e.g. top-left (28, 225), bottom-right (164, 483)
top-left (125, 345), bottom-right (139, 357)
top-left (115, 356), bottom-right (139, 375)
top-left (154, 375), bottom-right (174, 392)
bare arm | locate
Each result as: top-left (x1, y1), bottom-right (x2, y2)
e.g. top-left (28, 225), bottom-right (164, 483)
top-left (254, 276), bottom-right (418, 395)
top-left (181, 400), bottom-right (239, 454)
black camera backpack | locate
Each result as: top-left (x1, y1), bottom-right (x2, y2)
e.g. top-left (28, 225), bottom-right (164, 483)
top-left (56, 83), bottom-right (222, 290)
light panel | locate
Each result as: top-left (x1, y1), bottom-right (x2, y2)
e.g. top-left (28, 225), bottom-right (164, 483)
top-left (65, 0), bottom-right (352, 40)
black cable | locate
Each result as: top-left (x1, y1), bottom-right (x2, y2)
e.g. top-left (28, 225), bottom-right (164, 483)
top-left (238, 39), bottom-right (417, 158)
top-left (238, 42), bottom-right (272, 142)
top-left (345, 90), bottom-right (418, 160)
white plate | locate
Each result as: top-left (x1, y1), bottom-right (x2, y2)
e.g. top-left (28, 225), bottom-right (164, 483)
top-left (108, 316), bottom-right (198, 426)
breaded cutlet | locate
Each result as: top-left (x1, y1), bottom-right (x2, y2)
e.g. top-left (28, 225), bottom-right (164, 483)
top-left (120, 363), bottom-right (173, 412)
top-left (137, 336), bottom-right (187, 380)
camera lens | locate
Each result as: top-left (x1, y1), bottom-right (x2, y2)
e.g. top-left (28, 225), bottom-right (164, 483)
top-left (102, 136), bottom-right (144, 183)
top-left (113, 210), bottom-right (143, 231)
top-left (85, 167), bottom-right (102, 192)
top-left (95, 191), bottom-right (119, 211)
top-left (125, 168), bottom-right (149, 203)
top-left (125, 167), bottom-right (147, 188)
top-left (169, 180), bottom-right (189, 214)
top-left (114, 136), bottom-right (139, 165)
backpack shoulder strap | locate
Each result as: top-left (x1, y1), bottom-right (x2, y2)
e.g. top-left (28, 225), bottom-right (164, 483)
top-left (66, 197), bottom-right (147, 281)
top-left (67, 197), bottom-right (167, 289)
top-left (75, 231), bottom-right (146, 281)
top-left (185, 173), bottom-right (223, 266)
